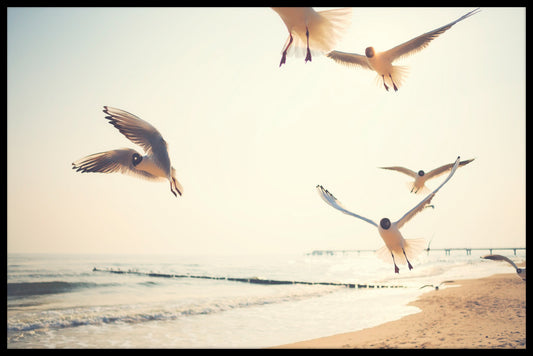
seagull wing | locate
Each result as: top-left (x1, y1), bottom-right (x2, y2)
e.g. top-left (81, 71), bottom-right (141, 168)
top-left (383, 8), bottom-right (480, 63)
top-left (103, 106), bottom-right (171, 171)
top-left (72, 148), bottom-right (159, 180)
top-left (326, 50), bottom-right (373, 70)
top-left (379, 166), bottom-right (418, 178)
top-left (395, 156), bottom-right (460, 229)
top-left (482, 254), bottom-right (518, 270)
top-left (425, 158), bottom-right (475, 181)
top-left (419, 284), bottom-right (435, 289)
top-left (440, 280), bottom-right (455, 285)
top-left (316, 185), bottom-right (378, 227)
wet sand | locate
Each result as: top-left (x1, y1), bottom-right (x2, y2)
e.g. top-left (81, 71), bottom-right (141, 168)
top-left (274, 268), bottom-right (526, 349)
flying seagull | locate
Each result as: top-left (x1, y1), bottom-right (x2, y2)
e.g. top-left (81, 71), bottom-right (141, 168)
top-left (425, 233), bottom-right (435, 255)
top-left (482, 254), bottom-right (526, 281)
top-left (72, 106), bottom-right (183, 198)
top-left (380, 158), bottom-right (475, 194)
top-left (316, 156), bottom-right (461, 273)
top-left (326, 8), bottom-right (480, 91)
top-left (419, 280), bottom-right (455, 290)
top-left (272, 7), bottom-right (352, 67)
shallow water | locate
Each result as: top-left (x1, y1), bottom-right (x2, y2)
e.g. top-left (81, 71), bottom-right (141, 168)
top-left (7, 250), bottom-right (522, 348)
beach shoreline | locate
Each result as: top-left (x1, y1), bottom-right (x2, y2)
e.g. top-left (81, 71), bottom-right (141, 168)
top-left (273, 267), bottom-right (526, 349)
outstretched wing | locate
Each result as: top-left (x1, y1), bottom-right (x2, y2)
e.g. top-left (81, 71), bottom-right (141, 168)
top-left (379, 165), bottom-right (418, 178)
top-left (103, 106), bottom-right (171, 172)
top-left (425, 158), bottom-right (475, 181)
top-left (326, 50), bottom-right (373, 70)
top-left (383, 8), bottom-right (480, 63)
top-left (395, 156), bottom-right (460, 229)
top-left (482, 254), bottom-right (518, 270)
top-left (316, 185), bottom-right (378, 227)
top-left (72, 148), bottom-right (159, 180)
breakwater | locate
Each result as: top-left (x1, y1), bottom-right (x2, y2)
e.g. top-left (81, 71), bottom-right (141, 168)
top-left (92, 267), bottom-right (405, 289)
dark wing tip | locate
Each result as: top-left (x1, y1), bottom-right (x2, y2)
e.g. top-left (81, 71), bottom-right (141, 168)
top-left (316, 185), bottom-right (330, 196)
top-left (468, 8), bottom-right (481, 17)
top-left (459, 158), bottom-right (475, 166)
top-left (72, 165), bottom-right (85, 173)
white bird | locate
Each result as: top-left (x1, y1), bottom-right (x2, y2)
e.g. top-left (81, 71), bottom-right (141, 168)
top-left (326, 8), bottom-right (480, 91)
top-left (317, 156), bottom-right (461, 273)
top-left (482, 254), bottom-right (526, 281)
top-left (380, 158), bottom-right (474, 194)
top-left (72, 106), bottom-right (183, 198)
top-left (272, 7), bottom-right (352, 67)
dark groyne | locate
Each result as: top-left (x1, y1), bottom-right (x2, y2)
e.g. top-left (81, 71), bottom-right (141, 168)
top-left (92, 267), bottom-right (405, 289)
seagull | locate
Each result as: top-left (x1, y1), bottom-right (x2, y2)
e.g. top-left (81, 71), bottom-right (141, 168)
top-left (272, 7), bottom-right (352, 67)
top-left (326, 8), bottom-right (480, 91)
top-left (380, 158), bottom-right (475, 194)
top-left (425, 233), bottom-right (435, 255)
top-left (317, 156), bottom-right (461, 274)
top-left (72, 106), bottom-right (183, 198)
top-left (419, 280), bottom-right (455, 290)
top-left (482, 254), bottom-right (526, 281)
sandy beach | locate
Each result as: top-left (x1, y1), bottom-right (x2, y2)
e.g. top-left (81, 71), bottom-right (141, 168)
top-left (274, 267), bottom-right (526, 349)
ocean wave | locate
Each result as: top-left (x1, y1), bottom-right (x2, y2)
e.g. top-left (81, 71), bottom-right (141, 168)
top-left (7, 281), bottom-right (116, 297)
top-left (7, 284), bottom-right (340, 334)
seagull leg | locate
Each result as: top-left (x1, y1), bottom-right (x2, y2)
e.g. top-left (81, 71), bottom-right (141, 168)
top-left (172, 176), bottom-right (182, 196)
top-left (170, 181), bottom-right (177, 197)
top-left (389, 74), bottom-right (398, 91)
top-left (391, 252), bottom-right (399, 273)
top-left (305, 27), bottom-right (312, 63)
top-left (403, 248), bottom-right (414, 270)
top-left (382, 75), bottom-right (389, 91)
top-left (280, 33), bottom-right (293, 67)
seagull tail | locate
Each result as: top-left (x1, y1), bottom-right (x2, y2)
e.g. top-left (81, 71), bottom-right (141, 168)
top-left (375, 245), bottom-right (394, 264)
top-left (375, 238), bottom-right (426, 266)
top-left (309, 7), bottom-right (353, 53)
top-left (405, 181), bottom-right (430, 195)
top-left (403, 238), bottom-right (428, 262)
top-left (374, 65), bottom-right (409, 90)
top-left (283, 8), bottom-right (352, 59)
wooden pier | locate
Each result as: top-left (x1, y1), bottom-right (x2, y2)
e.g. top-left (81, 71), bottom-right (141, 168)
top-left (309, 247), bottom-right (525, 256)
top-left (435, 247), bottom-right (525, 256)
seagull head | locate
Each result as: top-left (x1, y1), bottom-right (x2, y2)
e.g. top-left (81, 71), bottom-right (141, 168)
top-left (418, 170), bottom-right (425, 177)
top-left (132, 153), bottom-right (143, 167)
top-left (380, 218), bottom-right (391, 230)
top-left (365, 47), bottom-right (375, 58)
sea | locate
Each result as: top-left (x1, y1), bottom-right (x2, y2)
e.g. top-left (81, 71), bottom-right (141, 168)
top-left (7, 249), bottom-right (524, 349)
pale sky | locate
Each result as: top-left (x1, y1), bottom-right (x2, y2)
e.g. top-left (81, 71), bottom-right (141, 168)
top-left (7, 7), bottom-right (525, 256)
